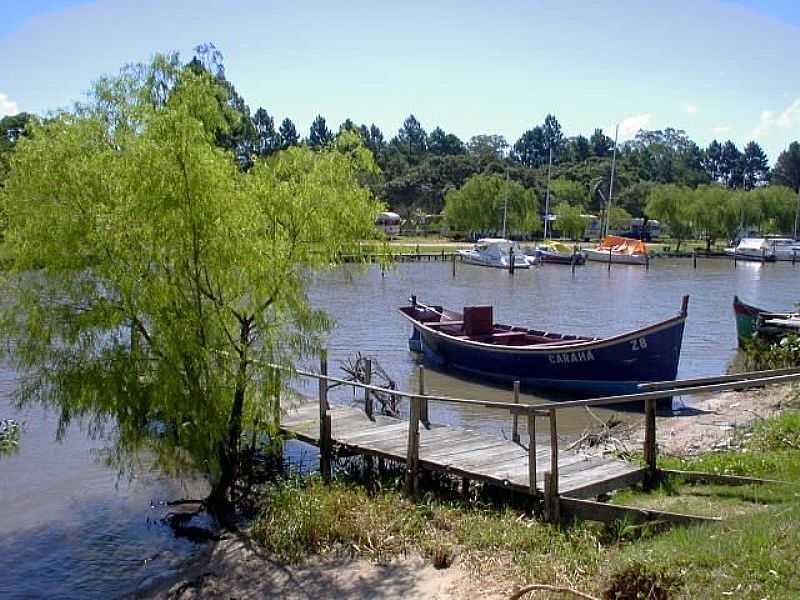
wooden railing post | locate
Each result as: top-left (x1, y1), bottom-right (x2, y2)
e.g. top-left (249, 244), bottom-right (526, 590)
top-left (418, 365), bottom-right (429, 428)
top-left (364, 358), bottom-right (373, 420)
top-left (644, 398), bottom-right (657, 488)
top-left (512, 380), bottom-right (521, 444)
top-left (527, 410), bottom-right (536, 495)
top-left (319, 350), bottom-right (332, 483)
top-left (545, 409), bottom-right (560, 523)
top-left (405, 395), bottom-right (421, 497)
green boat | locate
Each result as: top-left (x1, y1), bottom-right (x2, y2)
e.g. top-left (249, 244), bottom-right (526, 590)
top-left (733, 295), bottom-right (798, 347)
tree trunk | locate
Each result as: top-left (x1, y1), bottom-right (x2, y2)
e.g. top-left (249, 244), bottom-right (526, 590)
top-left (676, 238), bottom-right (682, 252)
top-left (206, 320), bottom-right (251, 516)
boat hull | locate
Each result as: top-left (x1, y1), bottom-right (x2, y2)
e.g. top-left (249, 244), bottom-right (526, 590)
top-left (457, 251), bottom-right (530, 269)
top-left (584, 249), bottom-right (648, 265)
top-left (724, 249), bottom-right (777, 262)
top-left (536, 250), bottom-right (586, 265)
top-left (733, 295), bottom-right (762, 347)
top-left (404, 311), bottom-right (686, 397)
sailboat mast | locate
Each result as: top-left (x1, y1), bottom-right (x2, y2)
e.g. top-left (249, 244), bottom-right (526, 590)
top-left (605, 124), bottom-right (620, 238)
top-left (794, 187), bottom-right (799, 241)
top-left (544, 147), bottom-right (553, 240)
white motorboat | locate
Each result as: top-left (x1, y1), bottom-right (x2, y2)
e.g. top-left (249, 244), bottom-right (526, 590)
top-left (584, 236), bottom-right (649, 265)
top-left (767, 238), bottom-right (800, 261)
top-left (458, 238), bottom-right (530, 269)
top-left (724, 238), bottom-right (777, 262)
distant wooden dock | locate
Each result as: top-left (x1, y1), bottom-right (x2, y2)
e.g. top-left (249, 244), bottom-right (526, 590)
top-left (276, 356), bottom-right (800, 525)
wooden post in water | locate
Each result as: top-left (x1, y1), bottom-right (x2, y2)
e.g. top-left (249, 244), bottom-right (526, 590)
top-left (405, 395), bottom-right (421, 497)
top-left (527, 411), bottom-right (537, 495)
top-left (512, 380), bottom-right (521, 444)
top-left (418, 365), bottom-right (429, 428)
top-left (318, 350), bottom-right (332, 483)
top-left (608, 246), bottom-right (612, 272)
top-left (644, 398), bottom-right (657, 489)
top-left (545, 408), bottom-right (560, 522)
top-left (451, 253), bottom-right (456, 277)
top-left (793, 249), bottom-right (797, 266)
top-left (692, 250), bottom-right (697, 269)
top-left (364, 358), bottom-right (373, 420)
top-left (761, 247), bottom-right (766, 264)
top-left (734, 249), bottom-right (737, 268)
top-left (509, 248), bottom-right (515, 274)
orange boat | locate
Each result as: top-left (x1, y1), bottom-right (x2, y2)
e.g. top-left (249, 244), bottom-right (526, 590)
top-left (584, 235), bottom-right (649, 265)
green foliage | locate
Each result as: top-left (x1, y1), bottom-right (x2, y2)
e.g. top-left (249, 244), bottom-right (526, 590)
top-left (553, 202), bottom-right (587, 240)
top-left (772, 142), bottom-right (800, 191)
top-left (645, 184), bottom-right (693, 249)
top-left (444, 174), bottom-right (540, 234)
top-left (0, 418), bottom-right (21, 456)
top-left (744, 335), bottom-right (800, 371)
top-left (549, 178), bottom-right (588, 207)
top-left (0, 55), bottom-right (380, 509)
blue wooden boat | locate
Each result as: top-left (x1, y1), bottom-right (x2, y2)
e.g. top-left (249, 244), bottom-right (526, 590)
top-left (400, 296), bottom-right (689, 396)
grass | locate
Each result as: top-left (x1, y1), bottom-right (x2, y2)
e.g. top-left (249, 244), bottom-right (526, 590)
top-left (251, 410), bottom-right (800, 598)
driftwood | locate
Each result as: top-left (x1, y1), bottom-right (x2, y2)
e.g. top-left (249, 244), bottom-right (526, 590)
top-left (338, 352), bottom-right (400, 417)
top-left (509, 582), bottom-right (600, 600)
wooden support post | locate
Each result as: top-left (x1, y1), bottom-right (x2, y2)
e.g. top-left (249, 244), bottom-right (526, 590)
top-left (364, 359), bottom-right (373, 420)
top-left (418, 365), bottom-right (429, 428)
top-left (734, 250), bottom-right (737, 268)
top-left (793, 249), bottom-right (797, 266)
top-left (451, 253), bottom-right (456, 277)
top-left (608, 247), bottom-right (612, 271)
top-left (512, 380), bottom-right (521, 444)
top-left (692, 250), bottom-right (697, 269)
top-left (405, 395), bottom-right (421, 497)
top-left (527, 412), bottom-right (537, 495)
top-left (549, 409), bottom-right (558, 491)
top-left (644, 398), bottom-right (657, 488)
top-left (461, 477), bottom-right (470, 497)
top-left (761, 247), bottom-right (766, 264)
top-left (319, 350), bottom-right (331, 483)
top-left (545, 408), bottom-right (559, 522)
top-left (509, 249), bottom-right (515, 274)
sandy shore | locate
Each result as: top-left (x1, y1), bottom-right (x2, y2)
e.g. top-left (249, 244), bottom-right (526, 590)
top-left (593, 384), bottom-right (796, 457)
top-left (145, 535), bottom-right (498, 600)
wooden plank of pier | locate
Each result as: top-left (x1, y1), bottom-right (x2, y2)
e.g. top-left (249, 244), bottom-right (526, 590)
top-left (280, 403), bottom-right (644, 498)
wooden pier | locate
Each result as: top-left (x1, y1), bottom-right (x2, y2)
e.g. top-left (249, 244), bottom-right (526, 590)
top-left (277, 356), bottom-right (800, 525)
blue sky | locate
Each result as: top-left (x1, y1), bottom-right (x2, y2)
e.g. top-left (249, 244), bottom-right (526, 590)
top-left (1, 0), bottom-right (799, 162)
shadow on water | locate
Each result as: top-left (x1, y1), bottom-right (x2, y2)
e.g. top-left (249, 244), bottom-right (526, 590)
top-left (0, 497), bottom-right (203, 600)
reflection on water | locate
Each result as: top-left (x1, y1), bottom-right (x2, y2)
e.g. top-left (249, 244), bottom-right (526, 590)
top-left (0, 257), bottom-right (797, 597)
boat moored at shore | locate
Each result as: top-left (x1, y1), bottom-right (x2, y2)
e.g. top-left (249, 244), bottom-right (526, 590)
top-left (584, 236), bottom-right (649, 266)
top-left (724, 238), bottom-right (777, 262)
top-left (457, 238), bottom-right (531, 269)
top-left (400, 295), bottom-right (688, 397)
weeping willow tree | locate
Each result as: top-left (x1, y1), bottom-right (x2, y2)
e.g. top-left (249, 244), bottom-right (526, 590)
top-left (443, 174), bottom-right (540, 236)
top-left (0, 55), bottom-right (381, 512)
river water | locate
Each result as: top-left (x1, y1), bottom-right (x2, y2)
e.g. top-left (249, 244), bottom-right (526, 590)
top-left (0, 257), bottom-right (797, 598)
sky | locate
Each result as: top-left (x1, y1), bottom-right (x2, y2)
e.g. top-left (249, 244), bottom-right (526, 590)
top-left (1, 0), bottom-right (800, 162)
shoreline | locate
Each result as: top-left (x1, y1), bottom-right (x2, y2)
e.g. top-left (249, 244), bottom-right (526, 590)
top-left (141, 384), bottom-right (798, 600)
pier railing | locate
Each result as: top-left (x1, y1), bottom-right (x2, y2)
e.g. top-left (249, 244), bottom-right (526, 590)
top-left (277, 354), bottom-right (800, 520)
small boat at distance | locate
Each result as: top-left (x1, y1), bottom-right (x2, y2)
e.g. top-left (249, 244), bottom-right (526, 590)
top-left (767, 238), bottom-right (800, 262)
top-left (457, 238), bottom-right (530, 269)
top-left (584, 236), bottom-right (649, 266)
top-left (526, 241), bottom-right (586, 265)
top-left (724, 238), bottom-right (777, 262)
top-left (400, 295), bottom-right (689, 396)
top-left (733, 296), bottom-right (799, 346)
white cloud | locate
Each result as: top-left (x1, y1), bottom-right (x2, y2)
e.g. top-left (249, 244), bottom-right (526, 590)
top-left (685, 104), bottom-right (698, 114)
top-left (617, 113), bottom-right (652, 139)
top-left (712, 125), bottom-right (731, 134)
top-left (753, 98), bottom-right (800, 136)
top-left (0, 93), bottom-right (18, 117)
